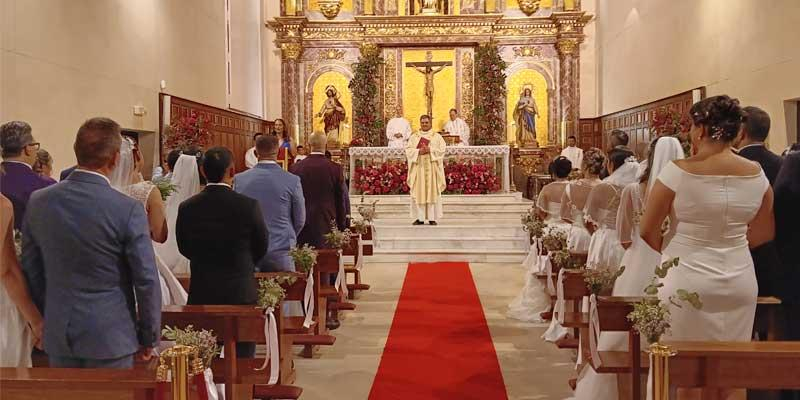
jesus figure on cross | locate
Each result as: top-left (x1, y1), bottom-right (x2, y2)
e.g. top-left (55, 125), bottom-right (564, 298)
top-left (406, 51), bottom-right (452, 119)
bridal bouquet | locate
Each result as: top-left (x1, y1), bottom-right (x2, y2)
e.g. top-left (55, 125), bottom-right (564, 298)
top-left (162, 325), bottom-right (221, 369)
top-left (152, 177), bottom-right (179, 201)
top-left (627, 257), bottom-right (702, 344)
top-left (584, 265), bottom-right (626, 296)
top-left (257, 278), bottom-right (288, 311)
top-left (289, 244), bottom-right (318, 274)
top-left (324, 223), bottom-right (352, 250)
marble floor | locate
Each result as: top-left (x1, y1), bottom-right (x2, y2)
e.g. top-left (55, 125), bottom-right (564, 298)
top-left (290, 262), bottom-right (575, 400)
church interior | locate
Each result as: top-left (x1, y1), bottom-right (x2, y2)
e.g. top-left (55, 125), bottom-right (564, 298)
top-left (1, 0), bottom-right (800, 399)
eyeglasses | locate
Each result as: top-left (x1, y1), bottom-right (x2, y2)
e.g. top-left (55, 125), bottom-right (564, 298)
top-left (27, 142), bottom-right (41, 151)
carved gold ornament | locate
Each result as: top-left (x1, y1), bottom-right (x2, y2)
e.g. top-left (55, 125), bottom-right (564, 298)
top-left (556, 39), bottom-right (579, 56)
top-left (513, 46), bottom-right (542, 58)
top-left (318, 48), bottom-right (346, 61)
top-left (360, 43), bottom-right (380, 58)
top-left (281, 43), bottom-right (303, 60)
top-left (319, 0), bottom-right (344, 20)
top-left (518, 0), bottom-right (541, 16)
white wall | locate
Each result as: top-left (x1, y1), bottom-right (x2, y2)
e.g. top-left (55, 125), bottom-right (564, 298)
top-left (263, 0), bottom-right (282, 120)
top-left (579, 0), bottom-right (599, 117)
top-left (0, 0), bottom-right (229, 174)
top-left (228, 0), bottom-right (264, 117)
top-left (595, 0), bottom-right (800, 150)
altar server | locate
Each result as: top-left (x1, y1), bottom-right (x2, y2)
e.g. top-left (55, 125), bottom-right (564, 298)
top-left (443, 109), bottom-right (470, 146)
top-left (386, 107), bottom-right (412, 148)
top-left (560, 135), bottom-right (583, 170)
top-left (405, 115), bottom-right (446, 226)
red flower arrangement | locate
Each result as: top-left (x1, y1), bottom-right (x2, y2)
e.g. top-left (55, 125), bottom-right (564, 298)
top-left (352, 159), bottom-right (501, 195)
top-left (164, 111), bottom-right (212, 150)
top-left (650, 108), bottom-right (691, 137)
top-left (349, 137), bottom-right (366, 147)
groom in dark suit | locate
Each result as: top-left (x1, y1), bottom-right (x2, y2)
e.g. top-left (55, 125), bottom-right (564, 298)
top-left (22, 117), bottom-right (161, 368)
top-left (176, 147), bottom-right (268, 356)
top-left (290, 133), bottom-right (347, 248)
top-left (736, 106), bottom-right (782, 185)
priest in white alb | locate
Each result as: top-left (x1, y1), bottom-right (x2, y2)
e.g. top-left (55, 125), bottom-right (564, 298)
top-left (443, 108), bottom-right (470, 146)
top-left (405, 115), bottom-right (446, 226)
top-left (560, 135), bottom-right (583, 170)
top-left (386, 106), bottom-right (412, 148)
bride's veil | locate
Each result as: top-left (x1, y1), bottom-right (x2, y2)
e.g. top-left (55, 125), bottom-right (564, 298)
top-left (155, 154), bottom-right (200, 273)
top-left (646, 136), bottom-right (684, 195)
top-left (109, 137), bottom-right (135, 192)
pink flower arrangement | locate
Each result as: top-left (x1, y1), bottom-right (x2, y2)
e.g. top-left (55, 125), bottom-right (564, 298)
top-left (165, 111), bottom-right (212, 150)
top-left (352, 159), bottom-right (501, 195)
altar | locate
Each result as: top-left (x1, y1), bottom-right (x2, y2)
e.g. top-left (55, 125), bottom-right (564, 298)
top-left (348, 145), bottom-right (511, 194)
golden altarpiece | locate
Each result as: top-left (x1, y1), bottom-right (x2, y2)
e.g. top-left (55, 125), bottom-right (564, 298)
top-left (268, 0), bottom-right (592, 196)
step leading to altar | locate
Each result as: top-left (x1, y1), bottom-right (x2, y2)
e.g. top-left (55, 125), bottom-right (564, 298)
top-left (352, 193), bottom-right (532, 263)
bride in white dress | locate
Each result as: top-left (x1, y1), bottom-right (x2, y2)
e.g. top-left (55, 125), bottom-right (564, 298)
top-left (584, 147), bottom-right (633, 270)
top-left (507, 157), bottom-right (573, 322)
top-left (153, 154), bottom-right (200, 275)
top-left (571, 136), bottom-right (685, 400)
top-left (0, 194), bottom-right (42, 367)
top-left (641, 96), bottom-right (774, 400)
top-left (561, 149), bottom-right (605, 254)
top-left (110, 138), bottom-right (188, 306)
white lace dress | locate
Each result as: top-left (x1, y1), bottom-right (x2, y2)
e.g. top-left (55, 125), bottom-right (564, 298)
top-left (127, 182), bottom-right (188, 307)
top-left (584, 182), bottom-right (625, 270)
top-left (561, 179), bottom-right (599, 254)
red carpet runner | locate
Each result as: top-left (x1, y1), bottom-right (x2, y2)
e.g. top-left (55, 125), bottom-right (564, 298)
top-left (368, 262), bottom-right (508, 400)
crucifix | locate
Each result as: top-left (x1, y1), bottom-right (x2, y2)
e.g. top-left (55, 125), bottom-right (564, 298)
top-left (405, 51), bottom-right (452, 119)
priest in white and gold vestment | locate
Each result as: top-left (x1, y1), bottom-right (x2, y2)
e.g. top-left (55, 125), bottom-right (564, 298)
top-left (405, 115), bottom-right (446, 225)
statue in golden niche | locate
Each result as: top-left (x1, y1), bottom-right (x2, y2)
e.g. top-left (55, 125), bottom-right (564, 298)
top-left (316, 85), bottom-right (347, 143)
top-left (513, 85), bottom-right (540, 147)
top-left (419, 0), bottom-right (440, 14)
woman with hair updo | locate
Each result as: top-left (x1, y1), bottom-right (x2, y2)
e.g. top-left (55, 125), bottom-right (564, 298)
top-left (32, 149), bottom-right (56, 184)
top-left (561, 148), bottom-right (605, 254)
top-left (640, 95), bottom-right (773, 400)
top-left (536, 156), bottom-right (572, 228)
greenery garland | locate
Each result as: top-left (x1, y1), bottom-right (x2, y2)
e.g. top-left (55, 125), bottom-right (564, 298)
top-left (472, 42), bottom-right (507, 146)
top-left (349, 45), bottom-right (384, 146)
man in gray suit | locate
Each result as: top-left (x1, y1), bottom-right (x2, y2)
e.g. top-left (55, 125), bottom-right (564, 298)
top-left (234, 135), bottom-right (305, 271)
top-left (22, 117), bottom-right (161, 368)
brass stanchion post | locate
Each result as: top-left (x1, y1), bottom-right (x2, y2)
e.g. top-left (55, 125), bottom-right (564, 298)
top-left (650, 343), bottom-right (675, 400)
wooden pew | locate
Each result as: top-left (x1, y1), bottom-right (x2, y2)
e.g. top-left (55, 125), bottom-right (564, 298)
top-left (537, 269), bottom-right (590, 350)
top-left (317, 249), bottom-right (356, 320)
top-left (0, 367), bottom-right (159, 400)
top-left (343, 228), bottom-right (373, 299)
top-left (754, 296), bottom-right (783, 340)
top-left (664, 341), bottom-right (800, 391)
top-left (258, 272), bottom-right (337, 358)
top-left (161, 305), bottom-right (302, 400)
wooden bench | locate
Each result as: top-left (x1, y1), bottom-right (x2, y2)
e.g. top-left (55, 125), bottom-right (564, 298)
top-left (664, 341), bottom-right (800, 391)
top-left (754, 296), bottom-right (783, 340)
top-left (0, 367), bottom-right (160, 400)
top-left (343, 228), bottom-right (373, 299)
top-left (161, 305), bottom-right (302, 400)
top-left (317, 249), bottom-right (357, 317)
top-left (258, 272), bottom-right (337, 358)
top-left (538, 269), bottom-right (590, 350)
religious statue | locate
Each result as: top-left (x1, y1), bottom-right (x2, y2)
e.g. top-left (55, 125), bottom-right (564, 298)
top-left (406, 51), bottom-right (452, 119)
top-left (513, 86), bottom-right (540, 147)
top-left (316, 85), bottom-right (346, 143)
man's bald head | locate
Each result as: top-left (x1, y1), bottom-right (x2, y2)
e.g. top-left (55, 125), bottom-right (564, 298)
top-left (309, 133), bottom-right (327, 153)
top-left (255, 134), bottom-right (279, 160)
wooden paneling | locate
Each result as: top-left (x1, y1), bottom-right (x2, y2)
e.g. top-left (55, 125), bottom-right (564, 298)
top-left (159, 94), bottom-right (274, 172)
top-left (578, 118), bottom-right (602, 150)
top-left (596, 88), bottom-right (704, 152)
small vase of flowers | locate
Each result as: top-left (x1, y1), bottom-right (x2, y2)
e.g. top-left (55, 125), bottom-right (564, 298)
top-left (289, 244), bottom-right (318, 275)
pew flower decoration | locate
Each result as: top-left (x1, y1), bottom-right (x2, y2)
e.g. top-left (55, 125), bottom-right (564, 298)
top-left (357, 196), bottom-right (379, 222)
top-left (151, 177), bottom-right (179, 201)
top-left (521, 208), bottom-right (547, 240)
top-left (541, 228), bottom-right (568, 252)
top-left (627, 257), bottom-right (703, 344)
top-left (162, 325), bottom-right (221, 369)
top-left (324, 222), bottom-right (352, 250)
top-left (13, 229), bottom-right (22, 259)
top-left (289, 244), bottom-right (318, 274)
top-left (351, 217), bottom-right (371, 235)
top-left (584, 266), bottom-right (626, 296)
top-left (257, 278), bottom-right (287, 311)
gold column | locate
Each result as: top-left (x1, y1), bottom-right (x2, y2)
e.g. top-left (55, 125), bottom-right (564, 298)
top-left (650, 343), bottom-right (675, 400)
top-left (364, 0), bottom-right (375, 14)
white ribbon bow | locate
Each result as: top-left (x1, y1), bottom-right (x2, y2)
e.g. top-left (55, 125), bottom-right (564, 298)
top-left (588, 294), bottom-right (602, 368)
top-left (355, 235), bottom-right (364, 271)
top-left (334, 249), bottom-right (349, 298)
top-left (255, 308), bottom-right (280, 385)
top-left (302, 270), bottom-right (315, 329)
top-left (544, 255), bottom-right (555, 296)
top-left (554, 267), bottom-right (566, 324)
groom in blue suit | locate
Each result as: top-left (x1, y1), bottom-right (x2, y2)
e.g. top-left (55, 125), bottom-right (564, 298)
top-left (22, 118), bottom-right (161, 368)
top-left (235, 134), bottom-right (306, 271)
